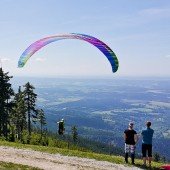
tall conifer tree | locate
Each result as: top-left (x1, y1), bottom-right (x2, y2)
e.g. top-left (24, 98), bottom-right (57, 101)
top-left (0, 68), bottom-right (14, 139)
top-left (12, 86), bottom-right (27, 140)
top-left (71, 126), bottom-right (78, 144)
top-left (23, 82), bottom-right (37, 142)
top-left (35, 109), bottom-right (46, 139)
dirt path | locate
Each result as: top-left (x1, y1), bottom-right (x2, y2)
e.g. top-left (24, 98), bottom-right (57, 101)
top-left (0, 146), bottom-right (142, 170)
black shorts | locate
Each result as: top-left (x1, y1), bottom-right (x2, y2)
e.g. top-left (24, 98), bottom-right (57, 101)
top-left (142, 143), bottom-right (152, 157)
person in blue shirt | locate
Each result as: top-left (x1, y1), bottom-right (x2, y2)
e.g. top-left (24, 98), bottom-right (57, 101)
top-left (141, 121), bottom-right (154, 168)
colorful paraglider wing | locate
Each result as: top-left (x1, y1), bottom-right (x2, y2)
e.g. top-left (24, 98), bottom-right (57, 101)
top-left (18, 33), bottom-right (119, 73)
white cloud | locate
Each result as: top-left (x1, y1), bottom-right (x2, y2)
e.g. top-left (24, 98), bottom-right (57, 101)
top-left (1, 58), bottom-right (10, 62)
top-left (165, 55), bottom-right (170, 58)
top-left (35, 58), bottom-right (46, 62)
top-left (139, 7), bottom-right (170, 19)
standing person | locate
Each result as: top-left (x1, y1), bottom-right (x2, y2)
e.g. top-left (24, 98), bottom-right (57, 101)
top-left (124, 122), bottom-right (138, 164)
top-left (141, 121), bottom-right (154, 168)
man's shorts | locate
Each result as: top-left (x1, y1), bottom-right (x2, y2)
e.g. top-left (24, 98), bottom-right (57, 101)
top-left (142, 143), bottom-right (152, 157)
top-left (125, 144), bottom-right (135, 153)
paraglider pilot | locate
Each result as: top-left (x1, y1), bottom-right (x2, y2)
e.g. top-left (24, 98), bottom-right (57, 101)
top-left (58, 119), bottom-right (65, 135)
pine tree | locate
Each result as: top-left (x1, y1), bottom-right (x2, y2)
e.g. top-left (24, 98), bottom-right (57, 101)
top-left (34, 109), bottom-right (46, 139)
top-left (0, 68), bottom-right (14, 139)
top-left (11, 86), bottom-right (27, 140)
top-left (161, 156), bottom-right (166, 163)
top-left (153, 152), bottom-right (160, 162)
top-left (71, 126), bottom-right (78, 144)
top-left (23, 82), bottom-right (37, 143)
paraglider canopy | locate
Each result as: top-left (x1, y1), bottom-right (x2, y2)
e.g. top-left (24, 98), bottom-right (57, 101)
top-left (18, 33), bottom-right (119, 73)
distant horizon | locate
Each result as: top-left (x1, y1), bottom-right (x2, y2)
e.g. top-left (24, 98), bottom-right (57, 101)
top-left (11, 74), bottom-right (170, 80)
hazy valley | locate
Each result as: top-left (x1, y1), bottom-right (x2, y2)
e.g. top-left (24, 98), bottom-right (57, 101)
top-left (12, 77), bottom-right (170, 160)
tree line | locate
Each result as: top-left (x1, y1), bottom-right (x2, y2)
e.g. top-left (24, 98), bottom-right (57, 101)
top-left (0, 68), bottom-right (46, 143)
top-left (0, 68), bottom-right (79, 146)
top-left (0, 68), bottom-right (127, 156)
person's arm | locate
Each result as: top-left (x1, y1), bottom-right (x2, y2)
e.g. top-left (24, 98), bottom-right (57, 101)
top-left (124, 133), bottom-right (127, 142)
top-left (134, 134), bottom-right (138, 144)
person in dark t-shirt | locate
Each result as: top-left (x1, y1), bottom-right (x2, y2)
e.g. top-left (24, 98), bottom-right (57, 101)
top-left (124, 122), bottom-right (138, 164)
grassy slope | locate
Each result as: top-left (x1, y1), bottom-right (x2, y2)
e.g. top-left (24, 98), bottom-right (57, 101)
top-left (0, 140), bottom-right (164, 170)
top-left (0, 161), bottom-right (41, 170)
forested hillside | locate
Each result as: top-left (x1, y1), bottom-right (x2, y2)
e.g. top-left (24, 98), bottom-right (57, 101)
top-left (0, 68), bottom-right (124, 157)
top-left (1, 68), bottom-right (170, 163)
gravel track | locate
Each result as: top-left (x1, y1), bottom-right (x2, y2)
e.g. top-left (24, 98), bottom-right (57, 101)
top-left (0, 146), bottom-right (142, 170)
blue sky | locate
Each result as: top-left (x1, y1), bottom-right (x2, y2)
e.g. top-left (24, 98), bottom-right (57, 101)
top-left (0, 0), bottom-right (170, 77)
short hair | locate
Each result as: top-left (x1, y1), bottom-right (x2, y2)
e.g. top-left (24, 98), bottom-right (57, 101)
top-left (146, 121), bottom-right (151, 127)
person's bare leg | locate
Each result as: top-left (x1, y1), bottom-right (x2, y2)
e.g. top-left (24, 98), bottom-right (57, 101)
top-left (142, 157), bottom-right (146, 168)
top-left (125, 153), bottom-right (128, 163)
top-left (148, 157), bottom-right (152, 167)
top-left (143, 157), bottom-right (146, 164)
